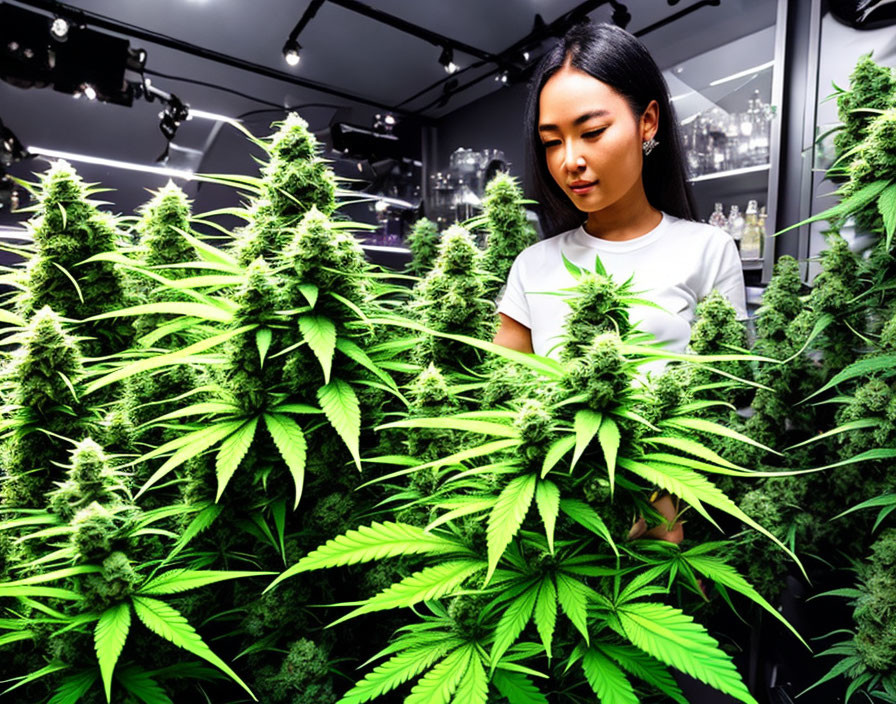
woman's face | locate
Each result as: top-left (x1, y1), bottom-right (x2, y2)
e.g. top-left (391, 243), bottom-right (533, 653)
top-left (538, 65), bottom-right (657, 215)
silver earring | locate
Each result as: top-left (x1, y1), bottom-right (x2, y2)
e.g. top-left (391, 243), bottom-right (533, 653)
top-left (642, 137), bottom-right (658, 156)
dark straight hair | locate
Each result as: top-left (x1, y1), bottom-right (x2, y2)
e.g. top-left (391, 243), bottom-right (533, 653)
top-left (524, 22), bottom-right (697, 236)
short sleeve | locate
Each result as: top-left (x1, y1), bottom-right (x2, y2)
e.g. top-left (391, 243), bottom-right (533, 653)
top-left (496, 253), bottom-right (532, 328)
top-left (709, 238), bottom-right (748, 319)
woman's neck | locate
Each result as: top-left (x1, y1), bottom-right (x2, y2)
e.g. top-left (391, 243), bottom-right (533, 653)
top-left (583, 190), bottom-right (662, 242)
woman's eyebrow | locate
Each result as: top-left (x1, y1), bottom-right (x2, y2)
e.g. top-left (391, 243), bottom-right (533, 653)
top-left (538, 109), bottom-right (610, 132)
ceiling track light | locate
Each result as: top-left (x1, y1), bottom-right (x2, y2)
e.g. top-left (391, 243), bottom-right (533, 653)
top-left (610, 1), bottom-right (632, 29)
top-left (282, 38), bottom-right (301, 67)
top-left (438, 46), bottom-right (458, 74)
top-left (495, 70), bottom-right (509, 85)
top-left (50, 16), bottom-right (70, 41)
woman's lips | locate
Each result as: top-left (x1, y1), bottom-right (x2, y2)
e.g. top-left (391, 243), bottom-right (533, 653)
top-left (569, 180), bottom-right (597, 196)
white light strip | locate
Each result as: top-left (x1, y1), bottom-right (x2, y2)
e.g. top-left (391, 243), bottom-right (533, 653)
top-left (670, 90), bottom-right (697, 102)
top-left (188, 108), bottom-right (241, 125)
top-left (0, 227), bottom-right (30, 240)
top-left (708, 60), bottom-right (775, 87)
top-left (27, 146), bottom-right (194, 181)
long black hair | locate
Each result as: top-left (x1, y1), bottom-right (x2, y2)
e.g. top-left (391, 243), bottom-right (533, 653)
top-left (524, 22), bottom-right (696, 236)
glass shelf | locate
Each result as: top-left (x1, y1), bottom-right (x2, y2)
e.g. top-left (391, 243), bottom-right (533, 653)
top-left (689, 163), bottom-right (770, 183)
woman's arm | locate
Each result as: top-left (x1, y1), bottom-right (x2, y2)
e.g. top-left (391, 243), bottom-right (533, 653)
top-left (494, 313), bottom-right (534, 353)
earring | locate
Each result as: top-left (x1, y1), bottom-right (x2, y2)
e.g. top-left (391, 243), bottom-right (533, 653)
top-left (642, 137), bottom-right (659, 156)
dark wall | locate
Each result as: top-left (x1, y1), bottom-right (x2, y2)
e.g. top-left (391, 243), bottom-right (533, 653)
top-left (433, 82), bottom-right (528, 181)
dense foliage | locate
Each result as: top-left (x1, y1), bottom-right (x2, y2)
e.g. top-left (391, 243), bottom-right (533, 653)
top-left (10, 73), bottom-right (895, 700)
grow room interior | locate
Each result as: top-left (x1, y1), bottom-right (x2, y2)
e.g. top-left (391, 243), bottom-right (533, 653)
top-left (1, 1), bottom-right (896, 703)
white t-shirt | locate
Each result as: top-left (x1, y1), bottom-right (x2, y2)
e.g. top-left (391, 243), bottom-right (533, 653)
top-left (497, 212), bottom-right (747, 359)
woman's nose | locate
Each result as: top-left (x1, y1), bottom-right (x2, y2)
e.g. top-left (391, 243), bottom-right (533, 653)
top-left (564, 145), bottom-right (586, 172)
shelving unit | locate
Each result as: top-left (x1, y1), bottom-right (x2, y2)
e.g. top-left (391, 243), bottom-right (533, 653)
top-left (665, 0), bottom-right (789, 285)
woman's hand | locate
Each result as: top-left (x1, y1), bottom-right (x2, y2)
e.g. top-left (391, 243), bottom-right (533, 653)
top-left (627, 494), bottom-right (684, 544)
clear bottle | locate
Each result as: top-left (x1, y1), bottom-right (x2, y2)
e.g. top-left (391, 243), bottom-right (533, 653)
top-left (709, 202), bottom-right (728, 231)
top-left (727, 204), bottom-right (744, 252)
top-left (740, 199), bottom-right (762, 260)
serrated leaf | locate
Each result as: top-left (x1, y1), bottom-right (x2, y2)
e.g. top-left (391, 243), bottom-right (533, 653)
top-left (490, 582), bottom-right (539, 670)
top-left (300, 315), bottom-right (337, 383)
top-left (255, 328), bottom-right (272, 367)
top-left (556, 573), bottom-right (592, 644)
top-left (452, 653), bottom-right (488, 704)
top-left (487, 474), bottom-right (537, 583)
top-left (144, 401), bottom-right (241, 427)
top-left (131, 596), bottom-right (255, 699)
top-left (491, 669), bottom-right (549, 704)
top-left (541, 435), bottom-right (576, 477)
top-left (405, 644), bottom-right (473, 704)
top-left (879, 181), bottom-right (896, 249)
top-left (559, 499), bottom-right (618, 555)
top-left (379, 416), bottom-right (518, 438)
top-left (661, 416), bottom-right (778, 454)
top-left (318, 378), bottom-right (361, 470)
top-left (426, 497), bottom-right (497, 532)
top-left (598, 416), bottom-right (621, 494)
top-left (331, 561), bottom-right (485, 626)
top-left (596, 643), bottom-right (687, 704)
top-left (0, 585), bottom-right (84, 600)
top-left (562, 253), bottom-right (583, 279)
top-left (335, 337), bottom-right (398, 390)
top-left (84, 301), bottom-right (233, 323)
top-left (268, 522), bottom-right (466, 591)
top-left (115, 664), bottom-right (173, 704)
top-left (215, 417), bottom-right (259, 501)
top-left (138, 569), bottom-right (270, 596)
top-left (803, 354), bottom-right (896, 402)
top-left (534, 480), bottom-right (560, 553)
top-left (48, 671), bottom-right (98, 704)
top-left (159, 503), bottom-right (222, 567)
top-left (683, 553), bottom-right (806, 647)
top-left (95, 603), bottom-right (131, 702)
top-left (533, 577), bottom-right (558, 660)
top-left (338, 640), bottom-right (460, 704)
top-left (263, 413), bottom-right (308, 509)
top-left (619, 458), bottom-right (802, 574)
top-left (86, 324), bottom-right (255, 395)
top-left (643, 436), bottom-right (745, 470)
top-left (138, 420), bottom-right (246, 499)
top-left (616, 602), bottom-right (757, 703)
top-left (298, 283), bottom-right (319, 308)
top-left (581, 648), bottom-right (638, 704)
top-left (573, 410), bottom-right (602, 469)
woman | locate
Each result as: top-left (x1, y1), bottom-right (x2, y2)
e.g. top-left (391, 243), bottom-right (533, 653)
top-left (494, 22), bottom-right (746, 359)
top-left (493, 23), bottom-right (750, 702)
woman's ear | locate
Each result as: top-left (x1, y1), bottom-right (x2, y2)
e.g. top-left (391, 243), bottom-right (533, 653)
top-left (641, 100), bottom-right (660, 142)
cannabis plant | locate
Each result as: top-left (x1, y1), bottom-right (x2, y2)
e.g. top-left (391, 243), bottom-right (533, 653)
top-left (831, 54), bottom-right (896, 173)
top-left (476, 172), bottom-right (537, 300)
top-left (271, 254), bottom-right (802, 704)
top-left (411, 224), bottom-right (497, 369)
top-left (405, 217), bottom-right (441, 277)
top-left (0, 307), bottom-right (89, 509)
top-left (0, 437), bottom-right (268, 702)
top-left (10, 160), bottom-right (134, 359)
top-left (809, 528), bottom-right (896, 701)
top-left (232, 113), bottom-right (338, 264)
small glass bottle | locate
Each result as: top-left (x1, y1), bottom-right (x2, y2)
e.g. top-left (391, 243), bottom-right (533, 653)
top-left (740, 199), bottom-right (762, 260)
top-left (758, 205), bottom-right (768, 258)
top-left (727, 204), bottom-right (744, 252)
top-left (709, 202), bottom-right (728, 231)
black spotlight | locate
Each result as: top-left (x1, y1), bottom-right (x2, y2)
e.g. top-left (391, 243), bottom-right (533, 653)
top-left (610, 1), bottom-right (632, 29)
